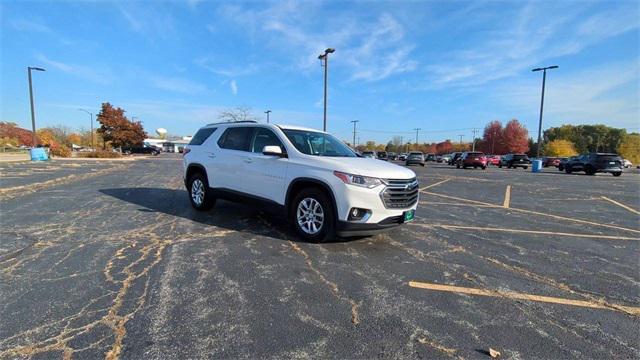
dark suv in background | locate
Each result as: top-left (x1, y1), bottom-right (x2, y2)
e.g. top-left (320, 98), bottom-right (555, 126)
top-left (448, 152), bottom-right (462, 165)
top-left (499, 154), bottom-right (531, 169)
top-left (564, 153), bottom-right (623, 176)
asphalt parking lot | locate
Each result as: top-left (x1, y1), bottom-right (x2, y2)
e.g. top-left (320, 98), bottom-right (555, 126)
top-left (1, 155), bottom-right (638, 359)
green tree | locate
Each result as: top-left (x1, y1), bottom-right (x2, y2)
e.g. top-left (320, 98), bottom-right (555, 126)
top-left (618, 133), bottom-right (640, 164)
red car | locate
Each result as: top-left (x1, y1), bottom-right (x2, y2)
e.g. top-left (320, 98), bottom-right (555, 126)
top-left (486, 155), bottom-right (501, 166)
top-left (456, 151), bottom-right (487, 169)
top-left (542, 157), bottom-right (562, 167)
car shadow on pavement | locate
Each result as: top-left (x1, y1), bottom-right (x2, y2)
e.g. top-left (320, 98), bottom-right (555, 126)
top-left (99, 187), bottom-right (300, 242)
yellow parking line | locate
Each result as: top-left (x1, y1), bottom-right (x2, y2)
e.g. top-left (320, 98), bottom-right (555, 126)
top-left (432, 224), bottom-right (640, 241)
top-left (601, 196), bottom-right (640, 215)
top-left (503, 185), bottom-right (511, 208)
top-left (421, 190), bottom-right (640, 234)
top-left (420, 178), bottom-right (451, 191)
top-left (408, 281), bottom-right (640, 315)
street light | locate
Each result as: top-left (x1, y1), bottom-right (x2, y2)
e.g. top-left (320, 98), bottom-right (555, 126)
top-left (532, 65), bottom-right (558, 158)
top-left (265, 110), bottom-right (272, 124)
top-left (318, 48), bottom-right (335, 132)
top-left (28, 66), bottom-right (46, 147)
top-left (78, 109), bottom-right (94, 150)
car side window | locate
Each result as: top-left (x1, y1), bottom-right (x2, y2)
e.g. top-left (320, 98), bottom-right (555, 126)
top-left (217, 127), bottom-right (254, 151)
top-left (251, 128), bottom-right (284, 153)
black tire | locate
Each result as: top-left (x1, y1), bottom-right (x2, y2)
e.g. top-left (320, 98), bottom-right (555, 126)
top-left (565, 166), bottom-right (572, 174)
top-left (585, 166), bottom-right (596, 175)
top-left (291, 188), bottom-right (335, 243)
top-left (612, 172), bottom-right (622, 177)
top-left (188, 172), bottom-right (216, 211)
top-left (420, 163), bottom-right (425, 167)
top-left (482, 166), bottom-right (486, 170)
top-left (456, 164), bottom-right (460, 169)
top-left (473, 165), bottom-right (477, 169)
top-left (498, 164), bottom-right (502, 168)
top-left (523, 166), bottom-right (528, 170)
top-left (558, 165), bottom-right (564, 171)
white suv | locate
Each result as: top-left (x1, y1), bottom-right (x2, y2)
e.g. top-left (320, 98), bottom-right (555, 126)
top-left (183, 121), bottom-right (419, 242)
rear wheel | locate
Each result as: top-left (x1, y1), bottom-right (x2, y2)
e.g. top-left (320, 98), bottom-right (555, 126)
top-left (585, 166), bottom-right (596, 175)
top-left (188, 172), bottom-right (216, 211)
top-left (612, 172), bottom-right (622, 177)
top-left (291, 188), bottom-right (335, 243)
top-left (456, 164), bottom-right (460, 169)
top-left (523, 166), bottom-right (528, 170)
top-left (482, 166), bottom-right (486, 170)
top-left (565, 166), bottom-right (572, 174)
top-left (498, 164), bottom-right (502, 168)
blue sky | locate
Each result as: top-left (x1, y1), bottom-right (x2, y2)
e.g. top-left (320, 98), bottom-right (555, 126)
top-left (1, 0), bottom-right (638, 144)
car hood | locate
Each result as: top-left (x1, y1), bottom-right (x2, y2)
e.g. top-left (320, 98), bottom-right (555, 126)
top-left (309, 157), bottom-right (416, 179)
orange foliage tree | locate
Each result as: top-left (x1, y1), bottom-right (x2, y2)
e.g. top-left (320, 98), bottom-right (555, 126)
top-left (96, 102), bottom-right (147, 148)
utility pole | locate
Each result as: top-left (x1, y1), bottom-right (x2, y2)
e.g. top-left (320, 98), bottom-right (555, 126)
top-left (79, 109), bottom-right (94, 149)
top-left (413, 128), bottom-right (421, 145)
top-left (265, 110), bottom-right (271, 124)
top-left (471, 128), bottom-right (479, 152)
top-left (458, 134), bottom-right (464, 146)
top-left (532, 65), bottom-right (558, 157)
top-left (318, 48), bottom-right (335, 132)
top-left (350, 120), bottom-right (359, 148)
top-left (28, 66), bottom-right (46, 147)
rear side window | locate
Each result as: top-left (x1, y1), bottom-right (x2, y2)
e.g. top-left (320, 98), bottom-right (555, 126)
top-left (217, 127), bottom-right (254, 151)
top-left (189, 127), bottom-right (217, 145)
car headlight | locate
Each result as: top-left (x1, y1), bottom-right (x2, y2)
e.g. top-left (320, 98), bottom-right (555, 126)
top-left (333, 171), bottom-right (384, 189)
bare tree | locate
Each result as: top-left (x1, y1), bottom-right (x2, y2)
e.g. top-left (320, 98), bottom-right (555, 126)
top-left (218, 106), bottom-right (258, 122)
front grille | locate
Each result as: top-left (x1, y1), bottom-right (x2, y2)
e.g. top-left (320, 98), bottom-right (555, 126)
top-left (380, 178), bottom-right (419, 209)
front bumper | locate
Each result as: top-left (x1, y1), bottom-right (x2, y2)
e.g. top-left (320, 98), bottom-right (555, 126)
top-left (337, 214), bottom-right (409, 237)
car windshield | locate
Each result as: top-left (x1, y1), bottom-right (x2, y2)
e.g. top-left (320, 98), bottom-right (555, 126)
top-left (283, 129), bottom-right (356, 157)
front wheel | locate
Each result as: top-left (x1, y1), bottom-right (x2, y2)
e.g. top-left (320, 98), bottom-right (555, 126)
top-left (585, 166), bottom-right (596, 175)
top-left (612, 172), bottom-right (622, 177)
top-left (523, 166), bottom-right (528, 170)
top-left (188, 173), bottom-right (216, 211)
top-left (482, 166), bottom-right (486, 170)
top-left (565, 166), bottom-right (572, 174)
top-left (456, 164), bottom-right (460, 169)
top-left (498, 164), bottom-right (502, 168)
top-left (291, 188), bottom-right (335, 243)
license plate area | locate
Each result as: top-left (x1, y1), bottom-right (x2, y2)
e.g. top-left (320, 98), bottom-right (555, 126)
top-left (403, 210), bottom-right (415, 222)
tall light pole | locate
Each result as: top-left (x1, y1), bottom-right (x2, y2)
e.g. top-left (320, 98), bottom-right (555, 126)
top-left (532, 65), bottom-right (558, 158)
top-left (350, 120), bottom-right (359, 148)
top-left (458, 134), bottom-right (464, 146)
top-left (28, 66), bottom-right (46, 147)
top-left (265, 110), bottom-right (272, 123)
top-left (79, 109), bottom-right (94, 149)
top-left (471, 128), bottom-right (479, 152)
top-left (318, 48), bottom-right (335, 132)
top-left (413, 128), bottom-right (421, 145)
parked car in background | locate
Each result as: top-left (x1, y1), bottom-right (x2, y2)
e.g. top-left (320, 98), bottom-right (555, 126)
top-left (564, 153), bottom-right (623, 176)
top-left (448, 152), bottom-right (462, 165)
top-left (377, 151), bottom-right (388, 161)
top-left (456, 151), bottom-right (487, 169)
top-left (542, 157), bottom-right (562, 167)
top-left (425, 153), bottom-right (437, 162)
top-left (388, 152), bottom-right (397, 160)
top-left (485, 155), bottom-right (501, 166)
top-left (622, 159), bottom-right (633, 168)
top-left (398, 153), bottom-right (407, 161)
top-left (361, 151), bottom-right (376, 159)
top-left (440, 154), bottom-right (451, 163)
top-left (121, 146), bottom-right (161, 155)
top-left (405, 152), bottom-right (425, 167)
top-left (558, 156), bottom-right (577, 171)
top-left (499, 154), bottom-right (531, 169)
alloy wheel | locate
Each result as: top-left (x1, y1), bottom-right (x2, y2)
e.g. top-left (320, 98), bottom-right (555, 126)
top-left (296, 198), bottom-right (324, 235)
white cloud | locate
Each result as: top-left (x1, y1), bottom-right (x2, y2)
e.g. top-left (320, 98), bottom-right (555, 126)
top-left (425, 3), bottom-right (640, 88)
top-left (495, 60), bottom-right (640, 130)
top-left (230, 80), bottom-right (238, 95)
top-left (34, 54), bottom-right (112, 85)
top-left (150, 76), bottom-right (206, 94)
top-left (9, 19), bottom-right (52, 33)
top-left (217, 3), bottom-right (417, 82)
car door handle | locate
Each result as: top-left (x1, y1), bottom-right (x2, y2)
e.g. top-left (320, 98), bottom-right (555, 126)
top-left (244, 158), bottom-right (253, 163)
top-left (207, 153), bottom-right (216, 158)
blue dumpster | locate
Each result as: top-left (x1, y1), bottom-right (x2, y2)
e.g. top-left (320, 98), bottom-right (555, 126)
top-left (532, 159), bottom-right (543, 173)
top-left (30, 148), bottom-right (49, 161)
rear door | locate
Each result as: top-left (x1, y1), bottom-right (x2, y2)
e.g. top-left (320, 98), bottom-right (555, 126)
top-left (242, 127), bottom-right (289, 204)
top-left (214, 126), bottom-right (254, 191)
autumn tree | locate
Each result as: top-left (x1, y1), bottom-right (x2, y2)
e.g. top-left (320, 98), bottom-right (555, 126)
top-left (218, 106), bottom-right (258, 122)
top-left (36, 129), bottom-right (57, 147)
top-left (618, 133), bottom-right (640, 164)
top-left (502, 119), bottom-right (529, 153)
top-left (480, 120), bottom-right (504, 154)
top-left (435, 140), bottom-right (453, 154)
top-left (545, 139), bottom-right (577, 157)
top-left (97, 102), bottom-right (147, 148)
top-left (0, 122), bottom-right (34, 146)
top-left (67, 133), bottom-right (82, 145)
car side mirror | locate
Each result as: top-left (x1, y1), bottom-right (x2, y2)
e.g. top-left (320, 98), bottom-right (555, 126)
top-left (263, 145), bottom-right (286, 158)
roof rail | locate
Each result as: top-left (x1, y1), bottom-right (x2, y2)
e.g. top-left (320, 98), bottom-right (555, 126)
top-left (205, 120), bottom-right (258, 126)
